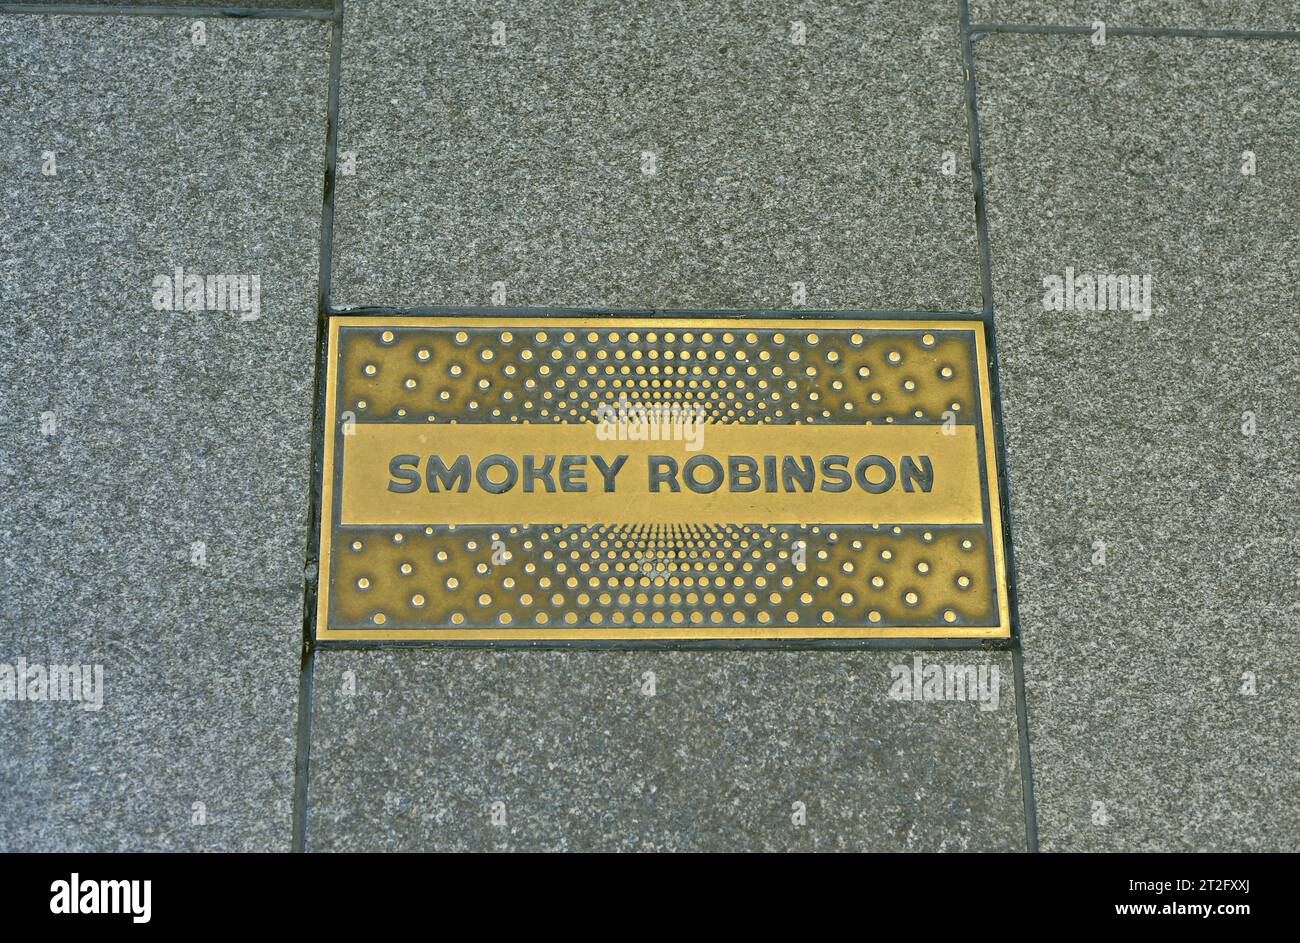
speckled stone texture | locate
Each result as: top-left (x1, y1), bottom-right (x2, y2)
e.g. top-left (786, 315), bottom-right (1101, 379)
top-left (15, 1), bottom-right (333, 8)
top-left (969, 2), bottom-right (1299, 31)
top-left (976, 34), bottom-right (1299, 850)
top-left (330, 0), bottom-right (981, 312)
top-left (0, 15), bottom-right (328, 850)
top-left (307, 649), bottom-right (1024, 851)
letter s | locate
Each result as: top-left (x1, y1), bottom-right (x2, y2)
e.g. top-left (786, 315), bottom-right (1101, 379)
top-left (387, 454), bottom-right (421, 493)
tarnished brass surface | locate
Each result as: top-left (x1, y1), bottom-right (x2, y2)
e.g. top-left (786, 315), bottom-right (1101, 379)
top-left (318, 316), bottom-right (1011, 641)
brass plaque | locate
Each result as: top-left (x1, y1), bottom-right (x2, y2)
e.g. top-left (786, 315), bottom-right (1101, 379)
top-left (317, 316), bottom-right (1011, 641)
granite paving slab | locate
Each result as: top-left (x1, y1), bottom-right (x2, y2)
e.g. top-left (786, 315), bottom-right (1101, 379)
top-left (975, 32), bottom-right (1299, 850)
top-left (330, 0), bottom-right (981, 312)
top-left (307, 649), bottom-right (1026, 851)
top-left (0, 12), bottom-right (329, 851)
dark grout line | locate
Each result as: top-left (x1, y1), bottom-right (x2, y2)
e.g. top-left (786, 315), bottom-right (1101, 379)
top-left (0, 3), bottom-right (333, 19)
top-left (957, 24), bottom-right (994, 321)
top-left (959, 0), bottom-right (1039, 853)
top-left (289, 645), bottom-right (315, 851)
top-left (290, 295), bottom-right (330, 853)
top-left (291, 0), bottom-right (342, 857)
top-left (1011, 646), bottom-right (1039, 851)
top-left (971, 21), bottom-right (1299, 41)
top-left (317, 0), bottom-right (341, 317)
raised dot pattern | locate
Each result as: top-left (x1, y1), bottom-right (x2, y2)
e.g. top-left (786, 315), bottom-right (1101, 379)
top-left (338, 326), bottom-right (978, 426)
top-left (330, 325), bottom-right (994, 631)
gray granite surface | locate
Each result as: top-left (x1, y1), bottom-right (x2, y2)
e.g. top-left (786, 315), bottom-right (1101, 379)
top-left (307, 649), bottom-right (1024, 851)
top-left (2, 1), bottom-right (1295, 854)
top-left (330, 0), bottom-right (981, 312)
top-left (12, 1), bottom-right (332, 9)
top-left (0, 14), bottom-right (329, 850)
top-left (976, 32), bottom-right (1299, 850)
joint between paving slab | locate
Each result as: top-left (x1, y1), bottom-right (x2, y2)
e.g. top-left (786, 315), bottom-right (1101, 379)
top-left (290, 646), bottom-right (315, 851)
top-left (960, 0), bottom-right (1039, 852)
top-left (292, 0), bottom-right (343, 855)
top-left (1011, 647), bottom-right (1039, 850)
top-left (0, 3), bottom-right (335, 19)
